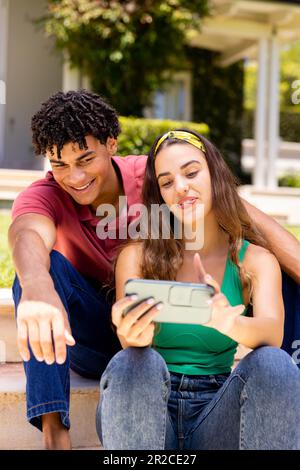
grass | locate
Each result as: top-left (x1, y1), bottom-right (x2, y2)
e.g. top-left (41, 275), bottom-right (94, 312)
top-left (287, 226), bottom-right (300, 240)
top-left (0, 213), bottom-right (14, 288)
top-left (0, 213), bottom-right (300, 289)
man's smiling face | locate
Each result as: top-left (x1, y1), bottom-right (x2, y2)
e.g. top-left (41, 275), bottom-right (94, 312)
top-left (47, 135), bottom-right (117, 206)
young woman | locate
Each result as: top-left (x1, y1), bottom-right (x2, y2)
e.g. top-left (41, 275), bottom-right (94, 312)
top-left (96, 129), bottom-right (300, 450)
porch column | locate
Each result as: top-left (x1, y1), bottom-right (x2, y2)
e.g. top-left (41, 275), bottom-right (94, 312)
top-left (266, 34), bottom-right (280, 189)
top-left (253, 38), bottom-right (268, 188)
top-left (62, 57), bottom-right (81, 92)
top-left (62, 53), bottom-right (91, 92)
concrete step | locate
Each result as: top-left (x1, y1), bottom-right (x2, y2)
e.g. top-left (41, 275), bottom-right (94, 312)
top-left (0, 291), bottom-right (20, 363)
top-left (0, 169), bottom-right (45, 202)
top-left (238, 185), bottom-right (300, 225)
top-left (0, 169), bottom-right (45, 183)
top-left (0, 179), bottom-right (38, 190)
top-left (0, 363), bottom-right (102, 450)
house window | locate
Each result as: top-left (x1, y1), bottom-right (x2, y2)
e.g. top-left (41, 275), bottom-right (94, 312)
top-left (145, 72), bottom-right (192, 121)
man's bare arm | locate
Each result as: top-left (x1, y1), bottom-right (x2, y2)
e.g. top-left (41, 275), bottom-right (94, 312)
top-left (8, 214), bottom-right (75, 364)
top-left (243, 199), bottom-right (300, 283)
top-left (9, 213), bottom-right (56, 284)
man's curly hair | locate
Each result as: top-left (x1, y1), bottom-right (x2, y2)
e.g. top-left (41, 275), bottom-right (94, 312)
top-left (31, 89), bottom-right (121, 158)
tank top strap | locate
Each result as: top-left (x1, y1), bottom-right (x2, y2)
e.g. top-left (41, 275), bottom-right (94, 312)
top-left (238, 239), bottom-right (250, 263)
top-left (221, 239), bottom-right (250, 308)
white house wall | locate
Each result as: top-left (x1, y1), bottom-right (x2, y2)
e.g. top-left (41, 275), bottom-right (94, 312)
top-left (0, 0), bottom-right (9, 167)
top-left (2, 0), bottom-right (62, 170)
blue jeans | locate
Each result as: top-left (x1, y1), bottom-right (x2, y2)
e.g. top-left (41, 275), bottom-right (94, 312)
top-left (12, 250), bottom-right (121, 431)
top-left (96, 346), bottom-right (300, 450)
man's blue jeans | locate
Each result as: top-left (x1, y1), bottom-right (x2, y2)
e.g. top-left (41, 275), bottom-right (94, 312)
top-left (96, 346), bottom-right (300, 450)
top-left (282, 271), bottom-right (300, 359)
top-left (12, 250), bottom-right (121, 431)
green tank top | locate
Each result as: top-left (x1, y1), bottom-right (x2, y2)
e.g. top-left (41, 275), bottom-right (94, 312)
top-left (152, 240), bottom-right (250, 375)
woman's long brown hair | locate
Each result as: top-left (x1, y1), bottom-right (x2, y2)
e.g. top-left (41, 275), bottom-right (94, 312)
top-left (135, 129), bottom-right (268, 296)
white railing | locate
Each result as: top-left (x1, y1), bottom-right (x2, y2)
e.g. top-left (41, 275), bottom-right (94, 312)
top-left (242, 139), bottom-right (300, 175)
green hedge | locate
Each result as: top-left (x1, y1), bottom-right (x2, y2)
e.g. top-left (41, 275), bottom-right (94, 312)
top-left (117, 117), bottom-right (209, 156)
top-left (243, 108), bottom-right (300, 143)
top-left (0, 214), bottom-right (14, 288)
top-left (279, 173), bottom-right (300, 188)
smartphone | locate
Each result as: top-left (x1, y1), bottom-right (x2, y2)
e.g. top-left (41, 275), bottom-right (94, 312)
top-left (124, 279), bottom-right (215, 325)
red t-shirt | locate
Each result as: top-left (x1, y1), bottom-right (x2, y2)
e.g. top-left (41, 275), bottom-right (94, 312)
top-left (12, 155), bottom-right (148, 284)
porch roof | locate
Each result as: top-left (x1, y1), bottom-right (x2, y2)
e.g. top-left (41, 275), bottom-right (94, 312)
top-left (188, 0), bottom-right (300, 189)
top-left (188, 0), bottom-right (300, 66)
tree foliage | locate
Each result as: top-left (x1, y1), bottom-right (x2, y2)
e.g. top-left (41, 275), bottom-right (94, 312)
top-left (187, 47), bottom-right (245, 179)
top-left (41, 0), bottom-right (209, 116)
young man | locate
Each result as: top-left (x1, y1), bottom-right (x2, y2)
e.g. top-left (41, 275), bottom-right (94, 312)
top-left (8, 90), bottom-right (300, 450)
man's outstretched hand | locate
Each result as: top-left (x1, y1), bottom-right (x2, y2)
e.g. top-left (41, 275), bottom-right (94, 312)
top-left (17, 286), bottom-right (75, 365)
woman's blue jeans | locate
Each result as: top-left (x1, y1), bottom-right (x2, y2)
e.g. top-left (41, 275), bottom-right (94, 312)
top-left (96, 346), bottom-right (300, 450)
top-left (12, 250), bottom-right (121, 431)
top-left (11, 249), bottom-right (300, 436)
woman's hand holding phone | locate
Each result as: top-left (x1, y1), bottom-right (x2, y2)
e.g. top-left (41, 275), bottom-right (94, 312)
top-left (111, 295), bottom-right (163, 349)
top-left (193, 253), bottom-right (245, 336)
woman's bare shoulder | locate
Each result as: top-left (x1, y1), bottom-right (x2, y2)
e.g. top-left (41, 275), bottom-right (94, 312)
top-left (243, 243), bottom-right (280, 274)
top-left (116, 241), bottom-right (143, 274)
top-left (115, 242), bottom-right (144, 299)
top-left (118, 241), bottom-right (143, 260)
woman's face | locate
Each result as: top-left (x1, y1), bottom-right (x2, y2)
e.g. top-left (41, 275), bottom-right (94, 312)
top-left (154, 142), bottom-right (213, 226)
